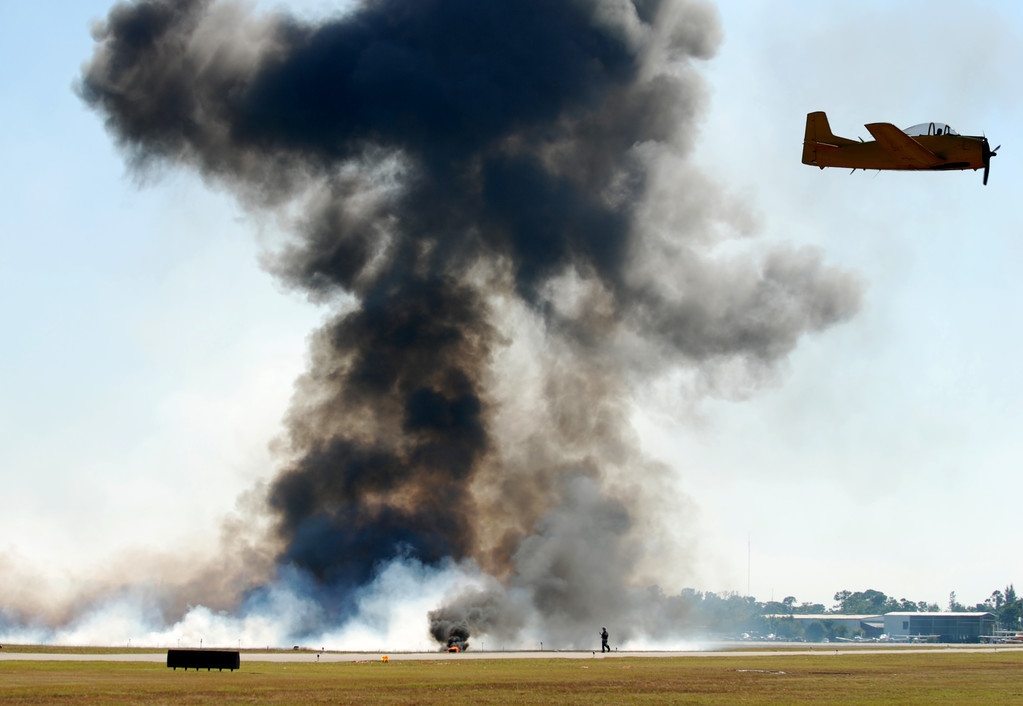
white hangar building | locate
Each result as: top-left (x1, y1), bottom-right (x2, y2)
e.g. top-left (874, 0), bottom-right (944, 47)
top-left (883, 612), bottom-right (996, 643)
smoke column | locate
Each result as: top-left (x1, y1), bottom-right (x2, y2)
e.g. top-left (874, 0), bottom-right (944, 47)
top-left (67, 0), bottom-right (860, 648)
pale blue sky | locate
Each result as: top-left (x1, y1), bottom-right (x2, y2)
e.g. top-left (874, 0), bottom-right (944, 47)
top-left (662, 0), bottom-right (1023, 605)
top-left (1, 0), bottom-right (1021, 616)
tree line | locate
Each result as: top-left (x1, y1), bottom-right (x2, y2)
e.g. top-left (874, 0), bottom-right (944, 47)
top-left (663, 585), bottom-right (1022, 640)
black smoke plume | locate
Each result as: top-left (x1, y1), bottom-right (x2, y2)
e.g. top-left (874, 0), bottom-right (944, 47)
top-left (77, 0), bottom-right (860, 648)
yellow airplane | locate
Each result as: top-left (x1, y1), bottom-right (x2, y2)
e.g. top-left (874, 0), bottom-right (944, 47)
top-left (802, 111), bottom-right (999, 185)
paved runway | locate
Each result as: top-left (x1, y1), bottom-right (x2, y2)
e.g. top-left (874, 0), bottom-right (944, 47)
top-left (3, 645), bottom-right (1023, 663)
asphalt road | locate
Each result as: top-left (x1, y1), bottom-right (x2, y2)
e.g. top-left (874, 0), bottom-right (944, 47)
top-left (3, 645), bottom-right (1023, 663)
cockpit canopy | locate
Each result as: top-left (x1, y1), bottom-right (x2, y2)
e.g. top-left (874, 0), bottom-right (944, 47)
top-left (903, 122), bottom-right (959, 137)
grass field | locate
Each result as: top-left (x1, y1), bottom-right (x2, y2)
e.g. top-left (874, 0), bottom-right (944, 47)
top-left (2, 650), bottom-right (1023, 704)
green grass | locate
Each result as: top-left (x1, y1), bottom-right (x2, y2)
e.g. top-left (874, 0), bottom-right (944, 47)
top-left (2, 652), bottom-right (1023, 704)
top-left (0, 644), bottom-right (167, 654)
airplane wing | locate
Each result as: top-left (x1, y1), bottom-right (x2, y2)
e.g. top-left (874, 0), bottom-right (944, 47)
top-left (865, 123), bottom-right (944, 168)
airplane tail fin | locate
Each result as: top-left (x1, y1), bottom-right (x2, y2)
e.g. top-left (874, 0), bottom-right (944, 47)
top-left (802, 111), bottom-right (856, 165)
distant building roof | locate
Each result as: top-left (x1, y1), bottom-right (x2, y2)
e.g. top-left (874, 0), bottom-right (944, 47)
top-left (764, 612), bottom-right (996, 619)
top-left (884, 612), bottom-right (995, 618)
top-left (762, 614), bottom-right (883, 621)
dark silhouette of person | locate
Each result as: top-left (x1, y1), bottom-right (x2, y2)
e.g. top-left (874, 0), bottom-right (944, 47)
top-left (600, 627), bottom-right (610, 653)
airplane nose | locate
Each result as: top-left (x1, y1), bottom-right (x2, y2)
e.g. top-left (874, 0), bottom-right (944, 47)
top-left (982, 139), bottom-right (1000, 186)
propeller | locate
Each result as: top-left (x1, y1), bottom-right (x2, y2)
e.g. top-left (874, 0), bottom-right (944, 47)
top-left (983, 139), bottom-right (1000, 186)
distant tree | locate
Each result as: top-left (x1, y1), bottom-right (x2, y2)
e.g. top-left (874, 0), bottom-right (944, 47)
top-left (761, 600), bottom-right (791, 616)
top-left (828, 622), bottom-right (848, 640)
top-left (804, 621), bottom-right (825, 642)
top-left (949, 591), bottom-right (965, 612)
top-left (684, 590), bottom-right (765, 637)
top-left (835, 589), bottom-right (889, 614)
top-left (997, 585), bottom-right (1022, 631)
top-left (795, 602), bottom-right (827, 614)
top-left (763, 615), bottom-right (802, 640)
top-left (1000, 602), bottom-right (1023, 631)
top-left (900, 599), bottom-right (940, 612)
top-left (775, 616), bottom-right (802, 639)
top-left (758, 597), bottom-right (824, 615)
top-left (972, 590), bottom-right (1009, 612)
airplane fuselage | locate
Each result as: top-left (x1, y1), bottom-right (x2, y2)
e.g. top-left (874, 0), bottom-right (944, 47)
top-left (807, 134), bottom-right (986, 171)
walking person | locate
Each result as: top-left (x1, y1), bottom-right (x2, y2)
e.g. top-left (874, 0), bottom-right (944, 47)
top-left (600, 627), bottom-right (610, 653)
